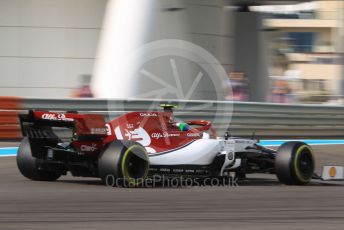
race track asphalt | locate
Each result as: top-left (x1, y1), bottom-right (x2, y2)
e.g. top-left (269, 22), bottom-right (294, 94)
top-left (0, 143), bottom-right (344, 230)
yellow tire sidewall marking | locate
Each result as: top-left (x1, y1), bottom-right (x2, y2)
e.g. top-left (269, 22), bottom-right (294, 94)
top-left (293, 145), bottom-right (313, 183)
top-left (121, 145), bottom-right (148, 186)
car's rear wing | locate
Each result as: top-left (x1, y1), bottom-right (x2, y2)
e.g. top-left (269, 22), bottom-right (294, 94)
top-left (19, 110), bottom-right (109, 158)
top-left (19, 110), bottom-right (108, 138)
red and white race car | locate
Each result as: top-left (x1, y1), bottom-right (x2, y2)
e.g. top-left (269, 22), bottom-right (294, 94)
top-left (17, 104), bottom-right (335, 186)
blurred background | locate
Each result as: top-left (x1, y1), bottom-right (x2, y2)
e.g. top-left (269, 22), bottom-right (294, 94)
top-left (0, 0), bottom-right (343, 104)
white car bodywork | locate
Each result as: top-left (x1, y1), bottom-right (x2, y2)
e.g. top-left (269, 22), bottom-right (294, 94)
top-left (148, 137), bottom-right (258, 176)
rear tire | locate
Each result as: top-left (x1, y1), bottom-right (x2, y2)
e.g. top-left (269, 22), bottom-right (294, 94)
top-left (98, 141), bottom-right (149, 187)
top-left (17, 137), bottom-right (61, 181)
top-left (275, 141), bottom-right (315, 185)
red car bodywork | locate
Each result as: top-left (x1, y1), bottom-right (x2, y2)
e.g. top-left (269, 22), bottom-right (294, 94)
top-left (31, 110), bottom-right (216, 156)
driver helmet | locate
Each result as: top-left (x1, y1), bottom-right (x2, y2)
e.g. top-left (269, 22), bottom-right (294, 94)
top-left (176, 122), bottom-right (190, 131)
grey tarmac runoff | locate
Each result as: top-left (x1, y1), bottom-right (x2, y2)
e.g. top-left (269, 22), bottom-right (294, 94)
top-left (0, 143), bottom-right (344, 230)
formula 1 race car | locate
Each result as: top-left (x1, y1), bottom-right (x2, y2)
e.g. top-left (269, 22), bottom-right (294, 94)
top-left (17, 104), bottom-right (330, 186)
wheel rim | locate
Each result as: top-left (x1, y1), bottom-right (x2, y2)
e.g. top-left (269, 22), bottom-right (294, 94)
top-left (121, 146), bottom-right (149, 185)
top-left (294, 145), bottom-right (314, 182)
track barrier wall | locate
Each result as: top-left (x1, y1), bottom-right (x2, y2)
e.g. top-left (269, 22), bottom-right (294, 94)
top-left (1, 97), bottom-right (344, 140)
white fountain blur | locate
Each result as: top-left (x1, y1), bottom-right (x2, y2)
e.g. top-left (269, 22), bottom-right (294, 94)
top-left (92, 0), bottom-right (230, 101)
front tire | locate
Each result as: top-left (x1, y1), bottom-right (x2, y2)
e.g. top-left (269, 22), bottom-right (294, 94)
top-left (98, 141), bottom-right (149, 187)
top-left (275, 141), bottom-right (315, 185)
top-left (17, 137), bottom-right (61, 181)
